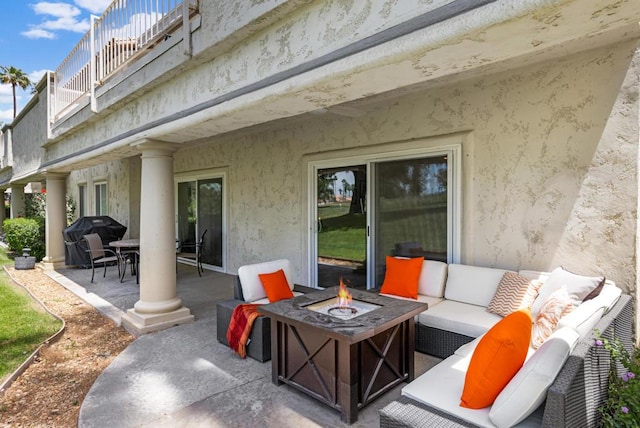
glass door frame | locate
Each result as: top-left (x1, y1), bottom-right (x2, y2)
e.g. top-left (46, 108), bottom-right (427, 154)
top-left (308, 141), bottom-right (461, 289)
top-left (174, 169), bottom-right (228, 273)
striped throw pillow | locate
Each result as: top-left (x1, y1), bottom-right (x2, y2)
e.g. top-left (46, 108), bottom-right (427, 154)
top-left (487, 272), bottom-right (542, 317)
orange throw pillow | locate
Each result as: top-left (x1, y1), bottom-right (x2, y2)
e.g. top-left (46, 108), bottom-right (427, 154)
top-left (379, 256), bottom-right (424, 299)
top-left (258, 269), bottom-right (294, 303)
top-left (460, 309), bottom-right (532, 409)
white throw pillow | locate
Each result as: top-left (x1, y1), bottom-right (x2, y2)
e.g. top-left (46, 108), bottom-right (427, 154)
top-left (489, 327), bottom-right (580, 428)
top-left (531, 267), bottom-right (604, 317)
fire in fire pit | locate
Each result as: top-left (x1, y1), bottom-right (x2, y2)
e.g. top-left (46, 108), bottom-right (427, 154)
top-left (306, 278), bottom-right (381, 320)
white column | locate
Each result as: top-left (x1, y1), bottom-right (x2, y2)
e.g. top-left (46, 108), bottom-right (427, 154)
top-left (10, 184), bottom-right (25, 218)
top-left (42, 174), bottom-right (67, 270)
top-left (121, 140), bottom-right (193, 335)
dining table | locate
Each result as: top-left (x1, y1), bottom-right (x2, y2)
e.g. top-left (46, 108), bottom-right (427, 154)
top-left (109, 239), bottom-right (140, 282)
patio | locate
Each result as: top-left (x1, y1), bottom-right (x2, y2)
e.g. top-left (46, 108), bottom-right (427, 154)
top-left (46, 263), bottom-right (440, 427)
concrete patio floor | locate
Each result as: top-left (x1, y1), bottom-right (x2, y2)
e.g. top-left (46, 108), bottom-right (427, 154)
top-left (46, 263), bottom-right (441, 428)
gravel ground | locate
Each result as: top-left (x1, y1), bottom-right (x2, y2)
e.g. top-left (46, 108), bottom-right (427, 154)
top-left (0, 267), bottom-right (134, 427)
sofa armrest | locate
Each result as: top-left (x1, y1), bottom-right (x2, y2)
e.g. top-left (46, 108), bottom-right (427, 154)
top-left (542, 293), bottom-right (633, 427)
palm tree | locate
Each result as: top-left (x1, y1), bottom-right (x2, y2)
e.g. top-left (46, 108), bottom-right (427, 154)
top-left (0, 66), bottom-right (32, 119)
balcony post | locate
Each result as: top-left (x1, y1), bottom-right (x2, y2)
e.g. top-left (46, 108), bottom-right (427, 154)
top-left (42, 173), bottom-right (68, 270)
top-left (121, 139), bottom-right (194, 335)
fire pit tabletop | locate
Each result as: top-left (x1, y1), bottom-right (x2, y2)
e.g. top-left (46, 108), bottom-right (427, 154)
top-left (258, 287), bottom-right (427, 343)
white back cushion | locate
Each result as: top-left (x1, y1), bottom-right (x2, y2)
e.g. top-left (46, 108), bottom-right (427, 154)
top-left (238, 259), bottom-right (293, 302)
top-left (445, 264), bottom-right (512, 307)
top-left (418, 260), bottom-right (448, 297)
top-left (556, 283), bottom-right (621, 338)
top-left (531, 267), bottom-right (604, 317)
top-left (489, 327), bottom-right (580, 428)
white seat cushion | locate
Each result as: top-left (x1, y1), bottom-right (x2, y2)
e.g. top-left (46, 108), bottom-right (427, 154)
top-left (238, 259), bottom-right (294, 302)
top-left (402, 354), bottom-right (543, 428)
top-left (445, 264), bottom-right (513, 307)
top-left (418, 300), bottom-right (502, 338)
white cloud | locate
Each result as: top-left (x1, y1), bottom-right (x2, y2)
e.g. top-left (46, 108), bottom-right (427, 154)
top-left (23, 1), bottom-right (91, 39)
top-left (74, 0), bottom-right (113, 15)
top-left (21, 27), bottom-right (56, 39)
top-left (29, 70), bottom-right (50, 85)
top-left (0, 108), bottom-right (14, 123)
top-left (32, 2), bottom-right (81, 18)
top-left (40, 16), bottom-right (90, 32)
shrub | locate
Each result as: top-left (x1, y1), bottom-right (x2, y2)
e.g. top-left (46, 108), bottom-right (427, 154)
top-left (596, 334), bottom-right (640, 427)
top-left (3, 217), bottom-right (45, 261)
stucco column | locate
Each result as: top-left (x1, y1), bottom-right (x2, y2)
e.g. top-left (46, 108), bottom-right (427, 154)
top-left (10, 185), bottom-right (25, 218)
top-left (42, 174), bottom-right (67, 270)
top-left (121, 140), bottom-right (193, 335)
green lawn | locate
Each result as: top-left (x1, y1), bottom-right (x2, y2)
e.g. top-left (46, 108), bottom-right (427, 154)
top-left (318, 203), bottom-right (366, 262)
top-left (0, 247), bottom-right (63, 381)
top-left (318, 227), bottom-right (366, 261)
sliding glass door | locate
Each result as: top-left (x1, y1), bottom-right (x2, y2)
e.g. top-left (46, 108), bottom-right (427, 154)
top-left (310, 145), bottom-right (458, 290)
top-left (315, 165), bottom-right (367, 290)
top-left (176, 175), bottom-right (225, 270)
top-left (372, 155), bottom-right (449, 287)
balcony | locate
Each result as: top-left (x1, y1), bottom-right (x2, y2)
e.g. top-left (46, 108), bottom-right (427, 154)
top-left (53, 0), bottom-right (199, 122)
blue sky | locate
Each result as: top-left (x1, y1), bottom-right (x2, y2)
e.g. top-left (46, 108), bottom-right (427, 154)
top-left (0, 1), bottom-right (112, 123)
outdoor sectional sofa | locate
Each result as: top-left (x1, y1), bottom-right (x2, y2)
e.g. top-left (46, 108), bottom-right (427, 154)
top-left (378, 261), bottom-right (633, 427)
top-left (216, 259), bottom-right (634, 427)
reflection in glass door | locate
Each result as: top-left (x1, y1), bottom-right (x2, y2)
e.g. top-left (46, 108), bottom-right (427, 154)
top-left (373, 156), bottom-right (448, 287)
top-left (177, 177), bottom-right (224, 269)
top-left (316, 165), bottom-right (367, 290)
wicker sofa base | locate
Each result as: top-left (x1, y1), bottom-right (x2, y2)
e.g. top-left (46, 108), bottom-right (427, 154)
top-left (380, 395), bottom-right (480, 428)
top-left (415, 323), bottom-right (475, 359)
top-left (216, 298), bottom-right (271, 362)
top-left (381, 294), bottom-right (634, 428)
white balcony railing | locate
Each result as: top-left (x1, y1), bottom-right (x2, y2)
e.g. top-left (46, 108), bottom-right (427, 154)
top-left (53, 0), bottom-right (198, 122)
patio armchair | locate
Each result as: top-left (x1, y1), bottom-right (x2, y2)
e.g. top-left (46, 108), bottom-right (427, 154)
top-left (176, 229), bottom-right (207, 276)
top-left (216, 259), bottom-right (316, 361)
top-left (83, 233), bottom-right (120, 283)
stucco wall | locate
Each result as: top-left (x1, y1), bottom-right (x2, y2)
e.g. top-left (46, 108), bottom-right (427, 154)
top-left (172, 42), bottom-right (638, 293)
top-left (67, 157), bottom-right (137, 237)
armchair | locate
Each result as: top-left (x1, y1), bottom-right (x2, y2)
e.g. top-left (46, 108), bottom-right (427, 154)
top-left (83, 233), bottom-right (120, 283)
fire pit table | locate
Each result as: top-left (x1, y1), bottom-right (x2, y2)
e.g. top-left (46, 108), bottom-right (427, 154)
top-left (258, 287), bottom-right (427, 424)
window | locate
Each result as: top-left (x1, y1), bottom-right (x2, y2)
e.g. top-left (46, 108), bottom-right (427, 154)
top-left (78, 184), bottom-right (86, 217)
top-left (95, 182), bottom-right (107, 215)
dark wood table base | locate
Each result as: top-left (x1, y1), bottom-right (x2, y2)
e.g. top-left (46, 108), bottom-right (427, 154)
top-left (259, 288), bottom-right (426, 424)
top-left (270, 307), bottom-right (417, 423)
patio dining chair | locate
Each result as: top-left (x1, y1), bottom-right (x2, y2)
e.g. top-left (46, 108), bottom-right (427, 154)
top-left (83, 233), bottom-right (120, 283)
top-left (176, 229), bottom-right (207, 276)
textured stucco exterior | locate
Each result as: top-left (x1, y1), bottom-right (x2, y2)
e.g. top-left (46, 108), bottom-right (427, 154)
top-left (68, 157), bottom-right (139, 238)
top-left (161, 42), bottom-right (638, 294)
top-left (5, 0), bottom-right (638, 337)
top-left (46, 0), bottom-right (640, 170)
